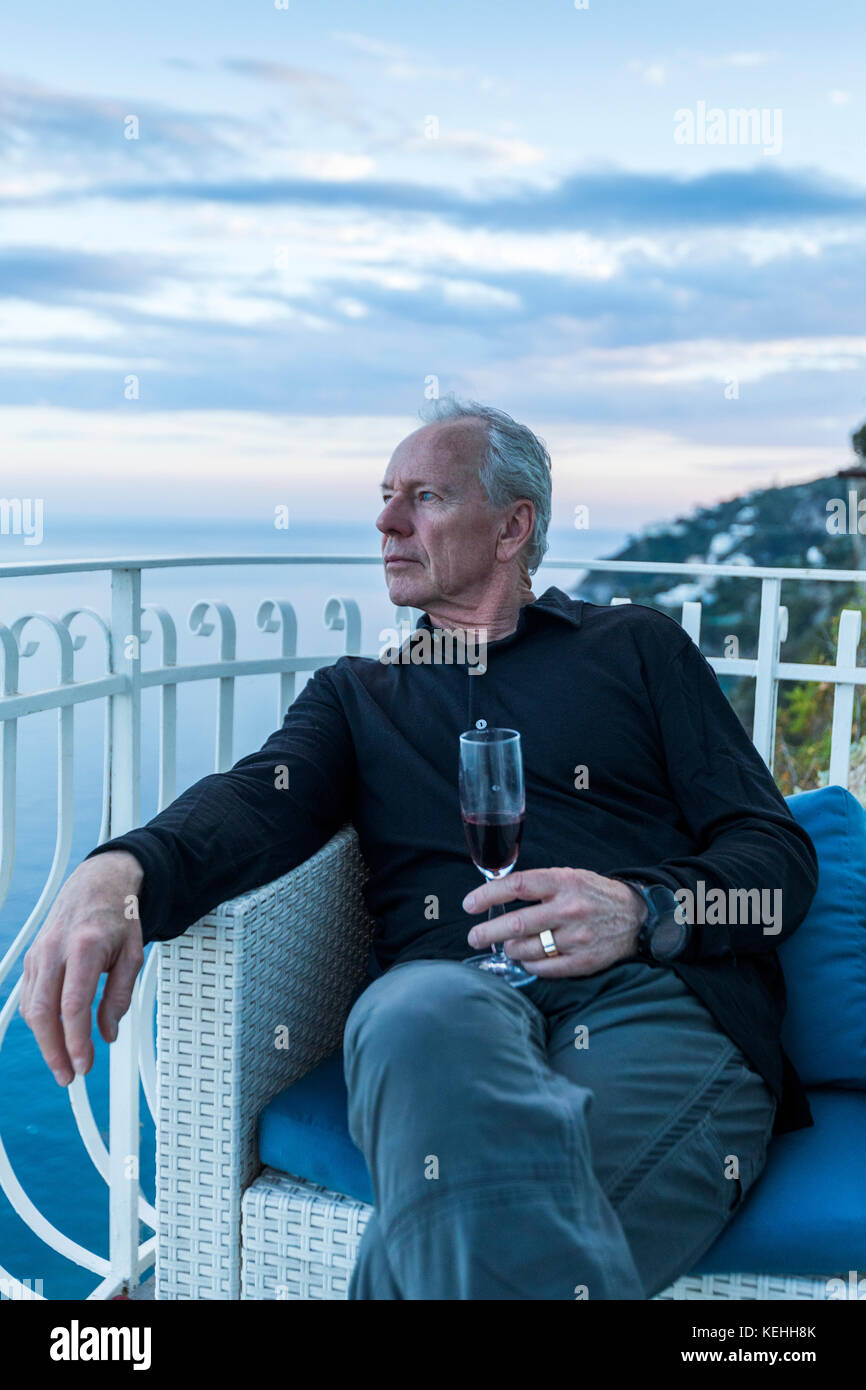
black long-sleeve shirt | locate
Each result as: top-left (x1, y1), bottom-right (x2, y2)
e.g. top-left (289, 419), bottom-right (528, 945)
top-left (87, 586), bottom-right (819, 1135)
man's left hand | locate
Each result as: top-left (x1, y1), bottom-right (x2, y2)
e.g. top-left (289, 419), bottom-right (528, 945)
top-left (463, 867), bottom-right (647, 978)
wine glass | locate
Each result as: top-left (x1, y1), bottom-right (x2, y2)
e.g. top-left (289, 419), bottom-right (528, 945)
top-left (459, 727), bottom-right (534, 987)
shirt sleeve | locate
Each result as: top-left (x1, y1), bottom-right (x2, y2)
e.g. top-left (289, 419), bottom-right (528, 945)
top-left (607, 625), bottom-right (819, 962)
top-left (84, 663), bottom-right (356, 945)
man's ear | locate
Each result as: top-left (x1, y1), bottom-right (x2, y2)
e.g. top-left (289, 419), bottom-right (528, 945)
top-left (500, 500), bottom-right (534, 555)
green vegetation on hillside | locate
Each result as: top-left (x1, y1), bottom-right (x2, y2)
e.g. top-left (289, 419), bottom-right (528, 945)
top-left (574, 424), bottom-right (866, 799)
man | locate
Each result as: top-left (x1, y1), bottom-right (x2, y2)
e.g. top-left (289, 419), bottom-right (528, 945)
top-left (20, 397), bottom-right (818, 1300)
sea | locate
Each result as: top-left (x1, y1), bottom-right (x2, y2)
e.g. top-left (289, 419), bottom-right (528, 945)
top-left (0, 517), bottom-right (627, 1298)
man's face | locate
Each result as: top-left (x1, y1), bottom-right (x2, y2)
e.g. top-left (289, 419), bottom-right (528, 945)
top-left (376, 420), bottom-right (506, 611)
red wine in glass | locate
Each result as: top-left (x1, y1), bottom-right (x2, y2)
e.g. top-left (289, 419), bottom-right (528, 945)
top-left (459, 728), bottom-right (533, 986)
top-left (462, 812), bottom-right (524, 875)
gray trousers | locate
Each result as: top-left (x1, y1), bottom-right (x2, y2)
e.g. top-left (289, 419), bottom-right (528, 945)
top-left (342, 956), bottom-right (777, 1300)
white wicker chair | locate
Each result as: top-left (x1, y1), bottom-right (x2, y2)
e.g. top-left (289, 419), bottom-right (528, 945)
top-left (154, 824), bottom-right (373, 1300)
top-left (155, 824), bottom-right (841, 1301)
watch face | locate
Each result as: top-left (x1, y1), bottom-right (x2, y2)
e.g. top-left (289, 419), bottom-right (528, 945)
top-left (652, 914), bottom-right (687, 960)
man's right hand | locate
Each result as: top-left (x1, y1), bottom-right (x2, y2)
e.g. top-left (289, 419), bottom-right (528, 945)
top-left (19, 851), bottom-right (146, 1086)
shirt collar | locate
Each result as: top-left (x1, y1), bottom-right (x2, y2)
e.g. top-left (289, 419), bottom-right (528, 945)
top-left (414, 585), bottom-right (583, 636)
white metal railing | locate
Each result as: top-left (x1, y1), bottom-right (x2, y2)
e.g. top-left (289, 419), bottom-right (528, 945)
top-left (0, 553), bottom-right (863, 1299)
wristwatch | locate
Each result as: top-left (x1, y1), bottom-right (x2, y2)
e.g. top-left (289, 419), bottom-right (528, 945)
top-left (619, 880), bottom-right (691, 964)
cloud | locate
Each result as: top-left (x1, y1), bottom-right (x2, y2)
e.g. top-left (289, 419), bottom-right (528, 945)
top-left (627, 60), bottom-right (667, 86)
top-left (627, 51), bottom-right (776, 84)
top-left (524, 335), bottom-right (866, 388)
top-left (332, 31), bottom-right (407, 63)
top-left (261, 226), bottom-right (864, 345)
top-left (4, 197), bottom-right (864, 367)
top-left (9, 245), bottom-right (854, 422)
top-left (703, 51), bottom-right (777, 68)
top-left (405, 128), bottom-right (548, 168)
top-left (287, 152), bottom-right (376, 181)
top-left (0, 67), bottom-right (396, 198)
top-left (331, 29), bottom-right (465, 83)
top-left (45, 165), bottom-right (866, 233)
top-left (223, 58), bottom-right (372, 132)
top-left (0, 245), bottom-right (171, 301)
top-left (290, 273), bottom-right (521, 325)
top-left (0, 73), bottom-right (244, 174)
top-left (334, 296), bottom-right (368, 319)
top-left (1, 12), bottom-right (862, 505)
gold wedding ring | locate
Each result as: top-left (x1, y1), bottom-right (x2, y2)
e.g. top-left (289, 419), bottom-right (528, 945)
top-left (539, 929), bottom-right (558, 957)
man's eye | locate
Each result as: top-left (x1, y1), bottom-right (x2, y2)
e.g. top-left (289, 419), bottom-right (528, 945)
top-left (418, 491), bottom-right (435, 501)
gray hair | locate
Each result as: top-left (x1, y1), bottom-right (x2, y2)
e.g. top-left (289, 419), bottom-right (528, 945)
top-left (417, 395), bottom-right (552, 574)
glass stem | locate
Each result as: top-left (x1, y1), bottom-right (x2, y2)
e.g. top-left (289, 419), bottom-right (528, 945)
top-left (489, 901), bottom-right (504, 957)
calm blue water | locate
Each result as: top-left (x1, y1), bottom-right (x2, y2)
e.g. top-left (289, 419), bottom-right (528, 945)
top-left (0, 519), bottom-right (626, 1298)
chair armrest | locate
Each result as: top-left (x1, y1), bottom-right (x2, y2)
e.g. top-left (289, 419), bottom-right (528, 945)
top-left (155, 822), bottom-right (376, 1299)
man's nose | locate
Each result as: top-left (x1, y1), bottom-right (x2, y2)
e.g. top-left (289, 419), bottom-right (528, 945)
top-left (376, 497), bottom-right (411, 535)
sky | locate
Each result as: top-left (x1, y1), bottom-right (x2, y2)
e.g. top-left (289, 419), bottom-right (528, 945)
top-left (1, 0), bottom-right (864, 539)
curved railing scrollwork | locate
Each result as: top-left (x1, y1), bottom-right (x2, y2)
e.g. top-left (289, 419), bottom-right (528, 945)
top-left (61, 608), bottom-right (112, 844)
top-left (257, 599), bottom-right (298, 724)
top-left (189, 600), bottom-right (237, 772)
top-left (141, 605), bottom-right (178, 810)
top-left (324, 595), bottom-right (362, 654)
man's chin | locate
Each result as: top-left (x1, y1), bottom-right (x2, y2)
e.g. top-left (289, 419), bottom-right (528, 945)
top-left (384, 566), bottom-right (429, 608)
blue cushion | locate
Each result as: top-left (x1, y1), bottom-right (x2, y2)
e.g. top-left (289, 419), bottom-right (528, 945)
top-left (258, 1050), bottom-right (374, 1206)
top-left (780, 785), bottom-right (866, 1088)
top-left (259, 1073), bottom-right (866, 1277)
top-left (692, 1089), bottom-right (866, 1274)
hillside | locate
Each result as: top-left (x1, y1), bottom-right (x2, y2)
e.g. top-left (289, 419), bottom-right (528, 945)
top-left (572, 469), bottom-right (866, 797)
